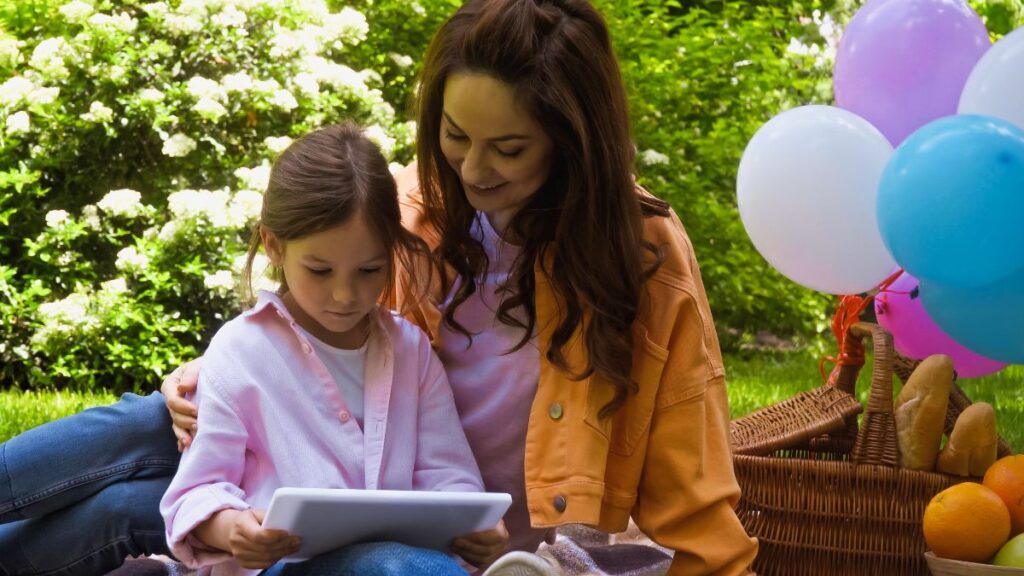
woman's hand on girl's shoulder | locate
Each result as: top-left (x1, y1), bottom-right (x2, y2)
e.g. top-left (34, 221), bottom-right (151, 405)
top-left (451, 519), bottom-right (509, 569)
top-left (161, 358), bottom-right (201, 451)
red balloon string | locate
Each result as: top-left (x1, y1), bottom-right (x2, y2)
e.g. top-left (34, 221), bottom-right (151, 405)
top-left (819, 268), bottom-right (905, 384)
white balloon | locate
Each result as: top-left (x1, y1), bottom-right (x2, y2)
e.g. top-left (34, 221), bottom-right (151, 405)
top-left (737, 105), bottom-right (896, 295)
top-left (960, 26), bottom-right (1024, 131)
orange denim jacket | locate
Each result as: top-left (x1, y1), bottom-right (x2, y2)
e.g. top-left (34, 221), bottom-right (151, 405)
top-left (393, 168), bottom-right (758, 575)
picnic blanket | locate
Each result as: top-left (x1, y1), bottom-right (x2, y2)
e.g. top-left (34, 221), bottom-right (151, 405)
top-left (108, 523), bottom-right (671, 576)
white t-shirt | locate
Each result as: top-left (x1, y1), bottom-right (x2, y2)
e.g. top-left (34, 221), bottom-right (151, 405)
top-left (295, 324), bottom-right (368, 427)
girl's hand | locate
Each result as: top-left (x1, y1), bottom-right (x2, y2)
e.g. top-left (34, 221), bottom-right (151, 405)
top-left (161, 358), bottom-right (201, 451)
top-left (228, 509), bottom-right (301, 569)
top-left (451, 519), bottom-right (509, 568)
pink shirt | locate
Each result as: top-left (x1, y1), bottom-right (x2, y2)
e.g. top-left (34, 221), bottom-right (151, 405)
top-left (160, 291), bottom-right (482, 576)
top-left (436, 214), bottom-right (551, 553)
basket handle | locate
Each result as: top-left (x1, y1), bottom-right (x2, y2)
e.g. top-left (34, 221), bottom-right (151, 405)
top-left (836, 322), bottom-right (901, 468)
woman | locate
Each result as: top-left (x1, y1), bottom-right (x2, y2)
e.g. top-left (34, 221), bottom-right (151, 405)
top-left (0, 1), bottom-right (757, 574)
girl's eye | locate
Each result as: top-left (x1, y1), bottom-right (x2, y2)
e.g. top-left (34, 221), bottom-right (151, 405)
top-left (495, 147), bottom-right (523, 158)
top-left (360, 267), bottom-right (383, 274)
top-left (307, 268), bottom-right (331, 276)
top-left (444, 130), bottom-right (468, 142)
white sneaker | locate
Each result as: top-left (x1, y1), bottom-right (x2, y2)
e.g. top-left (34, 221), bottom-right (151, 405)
top-left (481, 551), bottom-right (560, 576)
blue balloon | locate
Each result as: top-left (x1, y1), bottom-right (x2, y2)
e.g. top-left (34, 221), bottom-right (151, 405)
top-left (921, 266), bottom-right (1024, 365)
top-left (877, 114), bottom-right (1024, 288)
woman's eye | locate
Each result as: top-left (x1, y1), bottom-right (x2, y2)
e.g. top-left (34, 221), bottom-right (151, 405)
top-left (495, 147), bottom-right (523, 158)
top-left (444, 130), bottom-right (468, 142)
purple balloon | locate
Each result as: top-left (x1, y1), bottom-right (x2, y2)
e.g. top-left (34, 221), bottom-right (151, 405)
top-left (874, 271), bottom-right (1007, 378)
top-left (834, 0), bottom-right (990, 146)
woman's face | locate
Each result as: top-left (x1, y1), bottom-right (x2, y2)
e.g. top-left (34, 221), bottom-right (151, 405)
top-left (440, 72), bottom-right (554, 235)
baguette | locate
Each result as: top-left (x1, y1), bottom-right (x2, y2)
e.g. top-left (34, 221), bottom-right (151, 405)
top-left (894, 354), bottom-right (954, 470)
top-left (937, 402), bottom-right (998, 477)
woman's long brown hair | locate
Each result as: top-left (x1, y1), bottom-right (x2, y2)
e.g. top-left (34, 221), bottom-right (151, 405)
top-left (416, 0), bottom-right (668, 417)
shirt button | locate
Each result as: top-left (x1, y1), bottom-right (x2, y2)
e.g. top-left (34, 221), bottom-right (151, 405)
top-left (302, 343), bottom-right (312, 354)
top-left (553, 495), bottom-right (567, 513)
top-left (548, 403), bottom-right (563, 421)
top-left (338, 411), bottom-right (351, 423)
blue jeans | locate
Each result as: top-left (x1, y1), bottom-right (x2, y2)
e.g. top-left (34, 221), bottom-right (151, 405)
top-left (259, 542), bottom-right (467, 576)
top-left (0, 392), bottom-right (179, 575)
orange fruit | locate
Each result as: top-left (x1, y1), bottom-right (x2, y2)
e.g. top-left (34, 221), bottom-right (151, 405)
top-left (984, 455), bottom-right (1024, 536)
top-left (923, 482), bottom-right (1011, 562)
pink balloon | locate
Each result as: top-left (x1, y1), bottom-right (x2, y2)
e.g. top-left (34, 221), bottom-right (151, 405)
top-left (834, 0), bottom-right (990, 146)
top-left (874, 271), bottom-right (1007, 378)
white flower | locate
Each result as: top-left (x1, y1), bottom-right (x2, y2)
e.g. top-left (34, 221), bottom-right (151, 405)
top-left (164, 14), bottom-right (203, 35)
top-left (167, 189), bottom-right (231, 227)
top-left (0, 76), bottom-right (35, 106)
top-left (80, 101), bottom-right (114, 123)
top-left (221, 72), bottom-right (252, 93)
top-left (101, 277), bottom-right (128, 295)
top-left (109, 65), bottom-right (126, 82)
top-left (193, 97), bottom-right (228, 121)
top-left (235, 252), bottom-right (277, 292)
top-left (59, 1), bottom-right (94, 23)
top-left (291, 72), bottom-right (319, 97)
top-left (28, 86), bottom-right (59, 105)
top-left (29, 38), bottom-right (71, 78)
top-left (211, 5), bottom-right (246, 28)
top-left (187, 76), bottom-right (226, 102)
top-left (45, 209), bottom-right (70, 228)
top-left (32, 292), bottom-right (98, 344)
top-left (87, 12), bottom-right (138, 34)
top-left (264, 136), bottom-right (292, 153)
top-left (640, 149), bottom-right (670, 166)
top-left (82, 204), bottom-right (101, 229)
top-left (139, 88), bottom-right (164, 103)
top-left (270, 29), bottom-right (318, 58)
top-left (410, 2), bottom-right (426, 16)
top-left (204, 270), bottom-right (235, 294)
top-left (97, 188), bottom-right (142, 217)
top-left (140, 2), bottom-right (168, 17)
top-left (323, 7), bottom-right (368, 45)
top-left (176, 0), bottom-right (211, 17)
top-left (228, 189), bottom-right (263, 227)
top-left (302, 57), bottom-right (368, 96)
top-left (363, 125), bottom-right (395, 157)
top-left (5, 111), bottom-right (29, 134)
top-left (158, 220), bottom-right (179, 242)
top-left (388, 53), bottom-right (414, 68)
top-left (0, 37), bottom-right (20, 66)
top-left (269, 89), bottom-right (298, 111)
top-left (235, 162), bottom-right (271, 191)
top-left (115, 246), bottom-right (150, 271)
top-left (162, 133), bottom-right (197, 157)
top-left (251, 78), bottom-right (281, 95)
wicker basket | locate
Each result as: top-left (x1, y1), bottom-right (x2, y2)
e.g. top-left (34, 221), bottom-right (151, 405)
top-left (731, 322), bottom-right (1014, 576)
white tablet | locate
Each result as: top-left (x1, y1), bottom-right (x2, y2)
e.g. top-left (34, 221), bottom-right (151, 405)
top-left (263, 488), bottom-right (512, 562)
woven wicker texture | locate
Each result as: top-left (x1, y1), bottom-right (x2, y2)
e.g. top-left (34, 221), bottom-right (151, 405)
top-left (731, 323), bottom-right (1015, 576)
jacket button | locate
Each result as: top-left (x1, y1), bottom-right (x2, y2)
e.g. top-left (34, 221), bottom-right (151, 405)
top-left (553, 495), bottom-right (567, 513)
top-left (548, 403), bottom-right (563, 420)
top-left (338, 411), bottom-right (351, 423)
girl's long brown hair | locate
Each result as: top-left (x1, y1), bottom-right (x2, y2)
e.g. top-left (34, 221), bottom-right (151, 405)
top-left (241, 123), bottom-right (429, 310)
top-left (416, 0), bottom-right (668, 417)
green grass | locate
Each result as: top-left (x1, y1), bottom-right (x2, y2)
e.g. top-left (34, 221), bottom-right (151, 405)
top-left (1, 354), bottom-right (1021, 450)
top-left (0, 389), bottom-right (117, 442)
top-left (725, 351), bottom-right (1024, 451)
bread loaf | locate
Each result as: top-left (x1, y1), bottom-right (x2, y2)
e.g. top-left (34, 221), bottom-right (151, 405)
top-left (937, 402), bottom-right (998, 477)
top-left (895, 354), bottom-right (954, 470)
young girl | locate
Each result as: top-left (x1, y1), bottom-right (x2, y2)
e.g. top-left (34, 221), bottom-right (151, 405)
top-left (159, 123), bottom-right (482, 576)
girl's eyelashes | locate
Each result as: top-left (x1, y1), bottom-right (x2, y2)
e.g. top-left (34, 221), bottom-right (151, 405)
top-left (306, 267), bottom-right (331, 276)
top-left (495, 148), bottom-right (522, 158)
top-left (359, 267), bottom-right (384, 274)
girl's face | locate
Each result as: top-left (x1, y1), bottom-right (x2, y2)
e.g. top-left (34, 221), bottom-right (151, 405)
top-left (262, 211), bottom-right (389, 349)
top-left (440, 72), bottom-right (554, 236)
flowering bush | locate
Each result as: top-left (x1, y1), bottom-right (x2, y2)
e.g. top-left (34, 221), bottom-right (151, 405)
top-left (0, 0), bottom-right (424, 392)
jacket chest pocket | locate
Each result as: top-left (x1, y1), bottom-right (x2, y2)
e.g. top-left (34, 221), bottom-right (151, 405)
top-left (583, 327), bottom-right (668, 456)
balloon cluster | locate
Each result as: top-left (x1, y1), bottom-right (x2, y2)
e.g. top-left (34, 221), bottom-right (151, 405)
top-left (737, 0), bottom-right (1024, 375)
